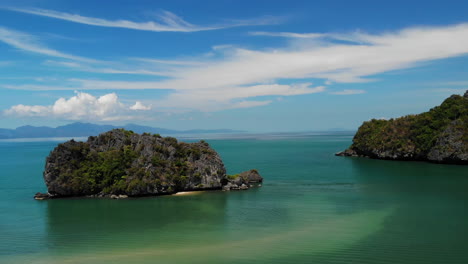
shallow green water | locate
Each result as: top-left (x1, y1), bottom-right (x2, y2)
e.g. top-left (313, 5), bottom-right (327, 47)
top-left (1, 134), bottom-right (467, 263)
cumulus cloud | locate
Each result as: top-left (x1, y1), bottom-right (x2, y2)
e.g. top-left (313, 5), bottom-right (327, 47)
top-left (4, 104), bottom-right (50, 117)
top-left (4, 91), bottom-right (150, 121)
top-left (330, 89), bottom-right (366, 95)
top-left (130, 101), bottom-right (151, 110)
top-left (5, 7), bottom-right (279, 32)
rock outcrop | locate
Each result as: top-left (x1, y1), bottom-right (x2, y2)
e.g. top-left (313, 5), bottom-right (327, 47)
top-left (336, 90), bottom-right (467, 165)
top-left (222, 169), bottom-right (263, 191)
top-left (35, 129), bottom-right (262, 199)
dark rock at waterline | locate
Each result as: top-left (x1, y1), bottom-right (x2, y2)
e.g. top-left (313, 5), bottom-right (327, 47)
top-left (34, 192), bottom-right (51, 200)
top-left (221, 169), bottom-right (263, 191)
top-left (335, 149), bottom-right (359, 157)
top-left (336, 90), bottom-right (468, 165)
top-left (38, 129), bottom-right (263, 199)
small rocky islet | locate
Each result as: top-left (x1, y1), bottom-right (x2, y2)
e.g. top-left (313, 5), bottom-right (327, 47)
top-left (35, 129), bottom-right (262, 200)
top-left (336, 90), bottom-right (468, 165)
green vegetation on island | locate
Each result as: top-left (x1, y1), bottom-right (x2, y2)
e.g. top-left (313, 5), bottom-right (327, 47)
top-left (36, 129), bottom-right (262, 199)
top-left (337, 90), bottom-right (467, 164)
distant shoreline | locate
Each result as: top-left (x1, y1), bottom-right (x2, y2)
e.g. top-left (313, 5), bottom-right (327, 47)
top-left (0, 131), bottom-right (356, 142)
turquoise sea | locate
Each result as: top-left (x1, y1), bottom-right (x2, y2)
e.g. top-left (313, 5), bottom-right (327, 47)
top-left (1, 133), bottom-right (468, 264)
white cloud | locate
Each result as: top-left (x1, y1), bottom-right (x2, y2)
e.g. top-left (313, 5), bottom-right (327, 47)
top-left (149, 83), bottom-right (324, 112)
top-left (130, 58), bottom-right (208, 66)
top-left (43, 60), bottom-right (170, 76)
top-left (249, 31), bottom-right (326, 38)
top-left (4, 91), bottom-right (150, 121)
top-left (4, 104), bottom-right (50, 117)
top-left (3, 23), bottom-right (468, 113)
top-left (0, 27), bottom-right (96, 62)
top-left (0, 27), bottom-right (179, 75)
top-left (130, 101), bottom-right (151, 110)
top-left (2, 84), bottom-right (79, 91)
top-left (3, 83), bottom-right (317, 113)
top-left (228, 100), bottom-right (272, 109)
top-left (248, 30), bottom-right (376, 45)
top-left (60, 23), bottom-right (468, 91)
top-left (330, 89), bottom-right (366, 95)
top-left (6, 7), bottom-right (279, 32)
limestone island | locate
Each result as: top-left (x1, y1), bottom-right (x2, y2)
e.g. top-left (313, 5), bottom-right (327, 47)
top-left (336, 90), bottom-right (467, 165)
top-left (34, 129), bottom-right (262, 200)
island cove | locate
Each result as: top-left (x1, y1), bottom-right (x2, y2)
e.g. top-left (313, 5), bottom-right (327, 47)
top-left (337, 90), bottom-right (468, 165)
top-left (34, 129), bottom-right (262, 200)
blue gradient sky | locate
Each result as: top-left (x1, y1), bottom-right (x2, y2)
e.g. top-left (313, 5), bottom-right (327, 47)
top-left (0, 0), bottom-right (467, 131)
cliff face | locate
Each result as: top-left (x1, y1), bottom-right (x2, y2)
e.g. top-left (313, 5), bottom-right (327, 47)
top-left (39, 129), bottom-right (262, 198)
top-left (336, 91), bottom-right (468, 165)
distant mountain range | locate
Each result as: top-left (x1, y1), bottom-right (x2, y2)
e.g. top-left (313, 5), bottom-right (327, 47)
top-left (0, 122), bottom-right (245, 139)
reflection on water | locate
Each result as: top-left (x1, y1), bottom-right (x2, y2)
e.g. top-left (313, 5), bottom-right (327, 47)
top-left (342, 158), bottom-right (468, 264)
top-left (349, 157), bottom-right (468, 198)
top-left (39, 193), bottom-right (392, 264)
top-left (45, 192), bottom-right (229, 253)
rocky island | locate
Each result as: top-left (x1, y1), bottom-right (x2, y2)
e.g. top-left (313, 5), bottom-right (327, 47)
top-left (336, 90), bottom-right (467, 165)
top-left (35, 129), bottom-right (262, 199)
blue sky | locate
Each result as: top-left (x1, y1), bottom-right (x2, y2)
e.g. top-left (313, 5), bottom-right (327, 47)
top-left (0, 0), bottom-right (467, 131)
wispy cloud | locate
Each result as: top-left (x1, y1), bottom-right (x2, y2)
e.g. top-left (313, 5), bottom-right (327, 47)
top-left (0, 61), bottom-right (13, 66)
top-left (0, 26), bottom-right (97, 62)
top-left (330, 89), bottom-right (366, 95)
top-left (131, 57), bottom-right (207, 66)
top-left (249, 31), bottom-right (325, 38)
top-left (248, 31), bottom-right (369, 45)
top-left (2, 84), bottom-right (77, 91)
top-left (1, 82), bottom-right (326, 112)
top-left (43, 60), bottom-right (171, 76)
top-left (5, 7), bottom-right (280, 32)
top-left (3, 23), bottom-right (468, 114)
top-left (152, 83), bottom-right (325, 111)
top-left (0, 25), bottom-right (179, 76)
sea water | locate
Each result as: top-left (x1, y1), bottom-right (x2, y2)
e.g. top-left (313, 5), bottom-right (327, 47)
top-left (1, 133), bottom-right (467, 264)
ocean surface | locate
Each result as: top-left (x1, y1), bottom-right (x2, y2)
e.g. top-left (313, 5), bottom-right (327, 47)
top-left (1, 133), bottom-right (467, 264)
